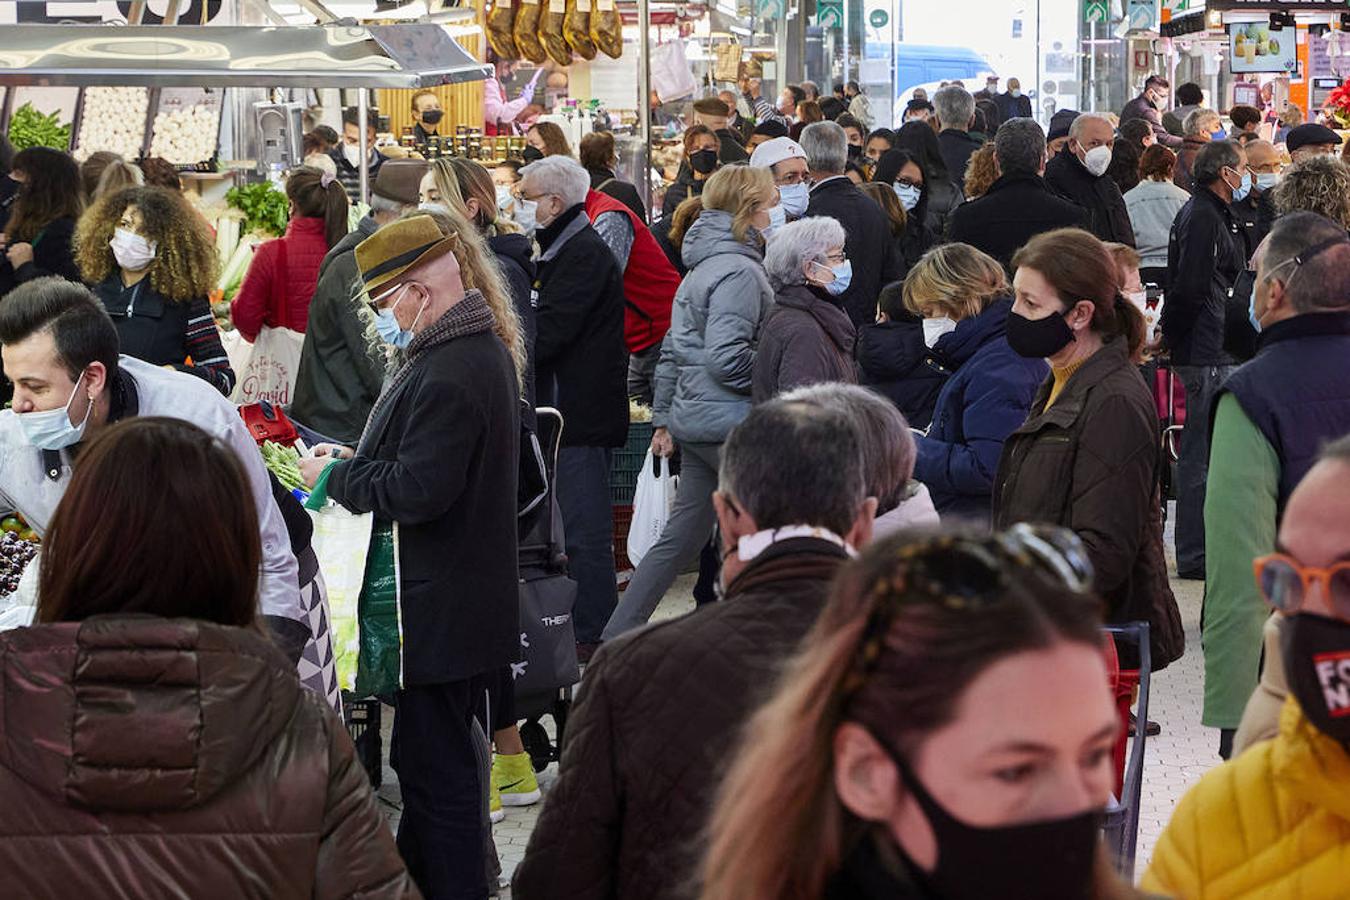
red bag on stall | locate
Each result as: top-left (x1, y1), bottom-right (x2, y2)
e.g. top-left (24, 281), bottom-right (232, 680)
top-left (239, 401), bottom-right (300, 448)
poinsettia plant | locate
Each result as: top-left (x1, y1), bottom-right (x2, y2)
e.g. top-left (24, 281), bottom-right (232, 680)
top-left (1323, 78), bottom-right (1350, 129)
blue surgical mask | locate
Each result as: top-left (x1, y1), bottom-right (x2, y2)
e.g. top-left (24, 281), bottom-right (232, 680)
top-left (1230, 169), bottom-right (1253, 202)
top-left (778, 182), bottom-right (810, 219)
top-left (892, 182), bottom-right (922, 211)
top-left (514, 198), bottom-right (537, 233)
top-left (765, 203), bottom-right (787, 237)
top-left (496, 184), bottom-right (513, 211)
top-left (17, 370), bottom-right (92, 450)
top-left (1211, 127), bottom-right (1228, 141)
top-left (373, 284), bottom-right (428, 349)
top-left (1248, 291), bottom-right (1262, 333)
top-left (1256, 172), bottom-right (1280, 191)
top-left (813, 259), bottom-right (853, 296)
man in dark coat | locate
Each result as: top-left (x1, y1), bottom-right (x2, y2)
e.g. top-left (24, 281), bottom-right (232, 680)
top-left (995, 77), bottom-right (1033, 122)
top-left (520, 156), bottom-right (629, 651)
top-left (1120, 74), bottom-right (1183, 148)
top-left (1163, 139), bottom-right (1246, 579)
top-left (1044, 113), bottom-right (1137, 247)
top-left (800, 121), bottom-right (903, 327)
top-left (513, 397), bottom-right (877, 900)
top-left (292, 159), bottom-right (424, 443)
top-left (948, 118), bottom-right (1089, 272)
top-left (934, 84), bottom-right (984, 187)
top-left (302, 216), bottom-right (522, 900)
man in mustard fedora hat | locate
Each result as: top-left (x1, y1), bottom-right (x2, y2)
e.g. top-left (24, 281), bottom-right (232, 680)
top-left (300, 215), bottom-right (521, 900)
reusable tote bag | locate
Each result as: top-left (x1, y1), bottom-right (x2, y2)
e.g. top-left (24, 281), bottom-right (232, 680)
top-left (233, 239), bottom-right (305, 406)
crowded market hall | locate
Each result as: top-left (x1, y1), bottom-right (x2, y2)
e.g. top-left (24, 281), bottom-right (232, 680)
top-left (1, 0), bottom-right (1350, 894)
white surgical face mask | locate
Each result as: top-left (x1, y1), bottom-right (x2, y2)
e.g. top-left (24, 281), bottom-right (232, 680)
top-left (419, 201), bottom-right (449, 215)
top-left (922, 316), bottom-right (957, 348)
top-left (109, 228), bottom-right (157, 271)
top-left (1082, 144), bottom-right (1112, 178)
top-left (496, 184), bottom-right (513, 211)
top-left (1010, 89), bottom-right (1022, 98)
top-left (513, 198), bottom-right (538, 233)
top-left (777, 182), bottom-right (810, 219)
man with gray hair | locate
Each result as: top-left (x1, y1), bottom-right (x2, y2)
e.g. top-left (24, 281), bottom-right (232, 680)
top-left (513, 396), bottom-right (875, 900)
top-left (934, 83), bottom-right (982, 189)
top-left (521, 154), bottom-right (630, 654)
top-left (1200, 210), bottom-right (1350, 758)
top-left (1044, 111), bottom-right (1136, 246)
top-left (949, 117), bottom-right (1088, 270)
top-left (1163, 138), bottom-right (1248, 581)
top-left (292, 158), bottom-right (425, 443)
top-left (753, 217), bottom-right (856, 402)
top-left (801, 121), bottom-right (902, 327)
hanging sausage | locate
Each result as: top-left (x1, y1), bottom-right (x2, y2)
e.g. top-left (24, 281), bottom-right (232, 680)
top-left (513, 0), bottom-right (549, 64)
top-left (589, 0), bottom-right (622, 59)
top-left (563, 0), bottom-right (596, 60)
top-left (539, 0), bottom-right (573, 67)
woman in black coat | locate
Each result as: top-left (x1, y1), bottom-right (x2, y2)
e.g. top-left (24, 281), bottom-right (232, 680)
top-left (868, 148), bottom-right (939, 272)
top-left (0, 147), bottom-right (83, 297)
top-left (893, 122), bottom-right (963, 237)
top-left (580, 131), bottom-right (646, 221)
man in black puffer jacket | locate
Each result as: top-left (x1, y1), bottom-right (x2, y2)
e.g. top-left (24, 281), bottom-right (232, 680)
top-left (1044, 113), bottom-right (1136, 247)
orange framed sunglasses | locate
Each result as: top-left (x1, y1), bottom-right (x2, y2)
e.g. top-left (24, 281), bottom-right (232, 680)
top-left (1253, 553), bottom-right (1350, 620)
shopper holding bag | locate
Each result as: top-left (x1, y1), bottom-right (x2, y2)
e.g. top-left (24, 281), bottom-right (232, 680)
top-left (231, 167), bottom-right (348, 405)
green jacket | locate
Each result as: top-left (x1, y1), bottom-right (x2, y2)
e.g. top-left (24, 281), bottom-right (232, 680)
top-left (1202, 393), bottom-right (1279, 729)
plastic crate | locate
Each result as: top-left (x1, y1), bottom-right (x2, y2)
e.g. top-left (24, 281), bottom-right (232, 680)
top-left (343, 694), bottom-right (382, 789)
top-left (613, 504), bottom-right (634, 574)
top-left (610, 422), bottom-right (655, 503)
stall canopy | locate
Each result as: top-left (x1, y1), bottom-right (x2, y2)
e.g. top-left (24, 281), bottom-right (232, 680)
top-left (0, 23), bottom-right (490, 89)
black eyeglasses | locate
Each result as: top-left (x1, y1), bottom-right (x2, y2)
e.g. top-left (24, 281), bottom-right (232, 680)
top-left (842, 524), bottom-right (1095, 697)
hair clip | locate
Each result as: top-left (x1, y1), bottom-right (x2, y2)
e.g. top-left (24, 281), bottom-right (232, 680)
top-left (320, 171), bottom-right (336, 189)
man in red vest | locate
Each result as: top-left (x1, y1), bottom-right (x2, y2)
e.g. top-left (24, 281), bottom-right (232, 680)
top-left (584, 189), bottom-right (682, 405)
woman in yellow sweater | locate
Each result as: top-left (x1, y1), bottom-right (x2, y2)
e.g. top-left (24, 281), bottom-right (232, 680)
top-left (1144, 437), bottom-right (1350, 899)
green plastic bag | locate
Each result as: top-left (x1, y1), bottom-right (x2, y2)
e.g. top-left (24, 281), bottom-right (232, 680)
top-left (355, 521), bottom-right (402, 697)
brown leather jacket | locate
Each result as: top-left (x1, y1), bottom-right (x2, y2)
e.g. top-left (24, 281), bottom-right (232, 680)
top-left (513, 537), bottom-right (850, 900)
top-left (0, 616), bottom-right (419, 900)
top-left (993, 338), bottom-right (1184, 671)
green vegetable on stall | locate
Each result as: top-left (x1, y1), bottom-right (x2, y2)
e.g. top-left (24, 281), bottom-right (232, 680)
top-left (7, 103), bottom-right (71, 151)
top-left (260, 440), bottom-right (308, 494)
top-left (226, 181), bottom-right (290, 238)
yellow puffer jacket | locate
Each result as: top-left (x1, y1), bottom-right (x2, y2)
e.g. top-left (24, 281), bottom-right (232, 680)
top-left (1142, 698), bottom-right (1350, 899)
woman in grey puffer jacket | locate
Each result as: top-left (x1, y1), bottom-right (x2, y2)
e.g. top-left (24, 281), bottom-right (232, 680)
top-left (602, 166), bottom-right (778, 639)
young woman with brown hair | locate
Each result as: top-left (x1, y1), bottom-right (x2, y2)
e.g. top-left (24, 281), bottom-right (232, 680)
top-left (0, 416), bottom-right (416, 897)
top-left (702, 526), bottom-right (1141, 900)
top-left (0, 146), bottom-right (84, 295)
top-left (76, 185), bottom-right (234, 395)
top-left (524, 120), bottom-right (573, 161)
top-left (662, 124), bottom-right (722, 221)
top-left (993, 227), bottom-right (1183, 672)
top-left (229, 165), bottom-right (349, 341)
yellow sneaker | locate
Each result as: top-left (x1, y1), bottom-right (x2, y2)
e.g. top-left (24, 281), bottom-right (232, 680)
top-left (493, 751), bottom-right (541, 807)
top-left (489, 770), bottom-right (505, 824)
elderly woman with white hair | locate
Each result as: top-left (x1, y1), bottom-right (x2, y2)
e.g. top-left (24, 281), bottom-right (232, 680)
top-left (751, 216), bottom-right (858, 403)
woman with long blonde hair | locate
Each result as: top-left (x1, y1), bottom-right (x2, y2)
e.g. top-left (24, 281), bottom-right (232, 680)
top-left (420, 156), bottom-right (535, 406)
top-left (603, 164), bottom-right (778, 638)
top-left (703, 526), bottom-right (1145, 900)
top-left (902, 242), bottom-right (1048, 520)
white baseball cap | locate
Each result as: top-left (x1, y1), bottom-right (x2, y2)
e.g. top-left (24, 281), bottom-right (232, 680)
top-left (749, 136), bottom-right (807, 170)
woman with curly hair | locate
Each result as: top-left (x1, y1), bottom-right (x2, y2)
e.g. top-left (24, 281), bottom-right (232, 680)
top-left (1271, 153), bottom-right (1350, 230)
top-left (962, 142), bottom-right (999, 200)
top-left (76, 185), bottom-right (235, 395)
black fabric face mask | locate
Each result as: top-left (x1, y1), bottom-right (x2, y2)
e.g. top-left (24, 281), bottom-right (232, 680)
top-left (848, 142), bottom-right (863, 159)
top-left (887, 745), bottom-right (1101, 900)
top-left (1006, 309), bottom-right (1075, 359)
top-left (690, 148), bottom-right (719, 175)
top-left (522, 145), bottom-right (545, 163)
top-left (1281, 613), bottom-right (1350, 744)
top-left (420, 109), bottom-right (444, 126)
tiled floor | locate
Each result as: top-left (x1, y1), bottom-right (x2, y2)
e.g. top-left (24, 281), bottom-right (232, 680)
top-left (379, 518), bottom-right (1225, 893)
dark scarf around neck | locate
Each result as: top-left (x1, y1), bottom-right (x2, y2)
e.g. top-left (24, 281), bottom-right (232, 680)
top-left (534, 202), bottom-right (586, 252)
top-left (361, 289), bottom-right (495, 449)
